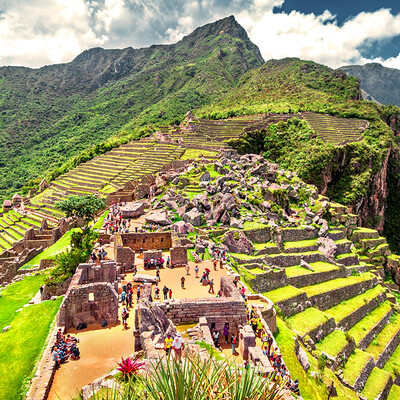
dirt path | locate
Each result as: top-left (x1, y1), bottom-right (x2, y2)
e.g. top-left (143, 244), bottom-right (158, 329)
top-left (47, 313), bottom-right (134, 400)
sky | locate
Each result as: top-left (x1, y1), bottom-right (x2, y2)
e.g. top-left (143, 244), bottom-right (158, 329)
top-left (1, 0), bottom-right (400, 69)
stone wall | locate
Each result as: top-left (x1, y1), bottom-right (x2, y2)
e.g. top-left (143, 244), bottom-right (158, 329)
top-left (306, 317), bottom-right (336, 343)
top-left (156, 277), bottom-right (247, 333)
top-left (121, 232), bottom-right (172, 251)
top-left (274, 292), bottom-right (309, 317)
top-left (252, 269), bottom-right (288, 292)
top-left (57, 282), bottom-right (119, 329)
top-left (353, 356), bottom-right (375, 392)
top-left (244, 228), bottom-right (271, 244)
top-left (77, 261), bottom-right (119, 287)
top-left (287, 267), bottom-right (346, 288)
top-left (143, 250), bottom-right (162, 260)
top-left (170, 246), bottom-right (188, 267)
top-left (376, 326), bottom-right (400, 368)
top-left (308, 277), bottom-right (377, 311)
top-left (115, 247), bottom-right (135, 268)
top-left (281, 228), bottom-right (317, 242)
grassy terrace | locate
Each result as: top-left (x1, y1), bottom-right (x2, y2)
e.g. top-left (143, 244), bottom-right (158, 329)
top-left (263, 285), bottom-right (305, 303)
top-left (388, 384), bottom-right (400, 400)
top-left (361, 367), bottom-right (392, 400)
top-left (285, 261), bottom-right (339, 278)
top-left (0, 297), bottom-right (63, 400)
top-left (302, 272), bottom-right (375, 297)
top-left (325, 285), bottom-right (386, 323)
top-left (365, 312), bottom-right (400, 362)
top-left (284, 238), bottom-right (318, 249)
top-left (286, 307), bottom-right (331, 336)
top-left (342, 349), bottom-right (372, 386)
top-left (383, 337), bottom-right (400, 377)
top-left (316, 330), bottom-right (349, 357)
top-left (348, 301), bottom-right (393, 346)
top-left (253, 241), bottom-right (277, 250)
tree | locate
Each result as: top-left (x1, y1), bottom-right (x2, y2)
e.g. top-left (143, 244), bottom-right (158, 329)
top-left (56, 194), bottom-right (106, 231)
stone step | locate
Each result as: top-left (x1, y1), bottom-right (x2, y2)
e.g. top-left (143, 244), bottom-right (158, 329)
top-left (325, 285), bottom-right (387, 330)
top-left (352, 228), bottom-right (379, 241)
top-left (361, 367), bottom-right (392, 400)
top-left (365, 313), bottom-right (400, 369)
top-left (360, 237), bottom-right (387, 250)
top-left (348, 301), bottom-right (394, 350)
top-left (341, 349), bottom-right (375, 392)
top-left (302, 272), bottom-right (377, 311)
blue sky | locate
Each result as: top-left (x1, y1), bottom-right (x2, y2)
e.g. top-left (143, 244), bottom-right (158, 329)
top-left (1, 0), bottom-right (400, 69)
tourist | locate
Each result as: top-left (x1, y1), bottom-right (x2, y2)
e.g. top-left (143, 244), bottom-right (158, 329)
top-left (244, 360), bottom-right (250, 370)
top-left (185, 264), bottom-right (190, 275)
top-left (208, 279), bottom-right (215, 294)
top-left (231, 333), bottom-right (237, 355)
top-left (166, 256), bottom-right (170, 268)
top-left (213, 329), bottom-right (219, 348)
top-left (136, 287), bottom-right (140, 302)
top-left (213, 259), bottom-right (217, 271)
top-left (169, 288), bottom-right (173, 299)
top-left (164, 334), bottom-right (173, 355)
top-left (240, 287), bottom-right (246, 299)
top-left (200, 272), bottom-right (207, 284)
top-left (194, 265), bottom-right (199, 278)
top-left (224, 323), bottom-right (229, 343)
top-left (181, 276), bottom-right (185, 289)
top-left (154, 285), bottom-right (160, 299)
top-left (266, 333), bottom-right (273, 357)
top-left (216, 290), bottom-right (222, 297)
top-left (156, 269), bottom-right (160, 281)
top-left (122, 263), bottom-right (126, 274)
top-left (121, 307), bottom-right (129, 329)
top-left (172, 333), bottom-right (184, 360)
top-left (133, 264), bottom-right (137, 276)
top-left (121, 289), bottom-right (126, 304)
top-left (257, 318), bottom-right (263, 337)
top-left (163, 285), bottom-right (169, 300)
top-left (251, 316), bottom-right (257, 333)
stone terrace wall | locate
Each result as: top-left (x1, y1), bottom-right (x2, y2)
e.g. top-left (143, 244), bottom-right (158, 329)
top-left (156, 277), bottom-right (247, 333)
top-left (121, 232), bottom-right (172, 251)
top-left (170, 245), bottom-right (188, 267)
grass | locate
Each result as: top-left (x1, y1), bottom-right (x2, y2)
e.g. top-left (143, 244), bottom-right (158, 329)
top-left (92, 210), bottom-right (109, 230)
top-left (387, 384), bottom-right (400, 400)
top-left (263, 285), bottom-right (305, 303)
top-left (302, 272), bottom-right (375, 297)
top-left (180, 149), bottom-right (217, 160)
top-left (342, 349), bottom-right (372, 386)
top-left (285, 261), bottom-right (338, 278)
top-left (365, 312), bottom-right (400, 362)
top-left (230, 252), bottom-right (258, 260)
top-left (286, 308), bottom-right (331, 336)
top-left (361, 367), bottom-right (392, 400)
top-left (253, 242), bottom-right (277, 250)
top-left (325, 285), bottom-right (386, 323)
top-left (248, 267), bottom-right (266, 274)
top-left (0, 274), bottom-right (46, 330)
top-left (348, 301), bottom-right (393, 346)
top-left (316, 330), bottom-right (349, 357)
top-left (0, 297), bottom-right (63, 400)
top-left (284, 238), bottom-right (318, 249)
top-left (242, 220), bottom-right (268, 230)
top-left (19, 228), bottom-right (80, 269)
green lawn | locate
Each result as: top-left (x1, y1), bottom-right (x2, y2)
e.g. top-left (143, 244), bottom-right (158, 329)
top-left (302, 272), bottom-right (375, 297)
top-left (361, 367), bottom-right (392, 400)
top-left (0, 274), bottom-right (45, 331)
top-left (0, 297), bottom-right (62, 400)
top-left (230, 252), bottom-right (258, 260)
top-left (263, 285), bottom-right (305, 303)
top-left (365, 313), bottom-right (400, 362)
top-left (348, 302), bottom-right (393, 346)
top-left (286, 308), bottom-right (331, 336)
top-left (92, 210), bottom-right (109, 230)
top-left (253, 241), bottom-right (277, 250)
top-left (325, 285), bottom-right (386, 323)
top-left (316, 330), bottom-right (349, 357)
top-left (342, 349), bottom-right (372, 386)
top-left (242, 220), bottom-right (269, 230)
top-left (181, 149), bottom-right (217, 160)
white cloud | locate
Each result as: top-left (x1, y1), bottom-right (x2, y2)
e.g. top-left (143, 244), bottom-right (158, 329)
top-left (238, 7), bottom-right (400, 69)
top-left (1, 1), bottom-right (400, 70)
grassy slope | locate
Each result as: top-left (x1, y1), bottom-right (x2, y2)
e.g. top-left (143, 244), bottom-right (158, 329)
top-left (0, 297), bottom-right (62, 400)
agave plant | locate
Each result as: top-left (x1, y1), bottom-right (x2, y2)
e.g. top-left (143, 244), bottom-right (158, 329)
top-left (116, 356), bottom-right (145, 377)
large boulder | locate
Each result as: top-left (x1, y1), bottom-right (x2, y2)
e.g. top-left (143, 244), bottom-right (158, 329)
top-left (317, 237), bottom-right (337, 258)
top-left (145, 211), bottom-right (172, 226)
top-left (182, 208), bottom-right (203, 227)
top-left (172, 220), bottom-right (195, 234)
top-left (231, 218), bottom-right (244, 229)
top-left (120, 202), bottom-right (145, 218)
top-left (223, 230), bottom-right (255, 255)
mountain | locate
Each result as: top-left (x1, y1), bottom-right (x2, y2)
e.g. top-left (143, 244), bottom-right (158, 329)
top-left (340, 63), bottom-right (400, 106)
top-left (0, 15), bottom-right (264, 200)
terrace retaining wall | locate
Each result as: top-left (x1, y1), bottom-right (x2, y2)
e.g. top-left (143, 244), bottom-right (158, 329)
top-left (376, 327), bottom-right (400, 368)
top-left (353, 356), bottom-right (375, 392)
top-left (121, 232), bottom-right (172, 251)
top-left (359, 308), bottom-right (394, 350)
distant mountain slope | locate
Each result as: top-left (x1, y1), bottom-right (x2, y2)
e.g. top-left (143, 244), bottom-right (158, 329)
top-left (0, 15), bottom-right (263, 200)
top-left (340, 63), bottom-right (400, 106)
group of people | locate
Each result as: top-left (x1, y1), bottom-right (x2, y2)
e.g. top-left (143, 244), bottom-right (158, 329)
top-left (144, 257), bottom-right (164, 269)
top-left (51, 329), bottom-right (80, 367)
top-left (90, 248), bottom-right (107, 263)
top-left (164, 332), bottom-right (184, 358)
top-left (211, 323), bottom-right (238, 355)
